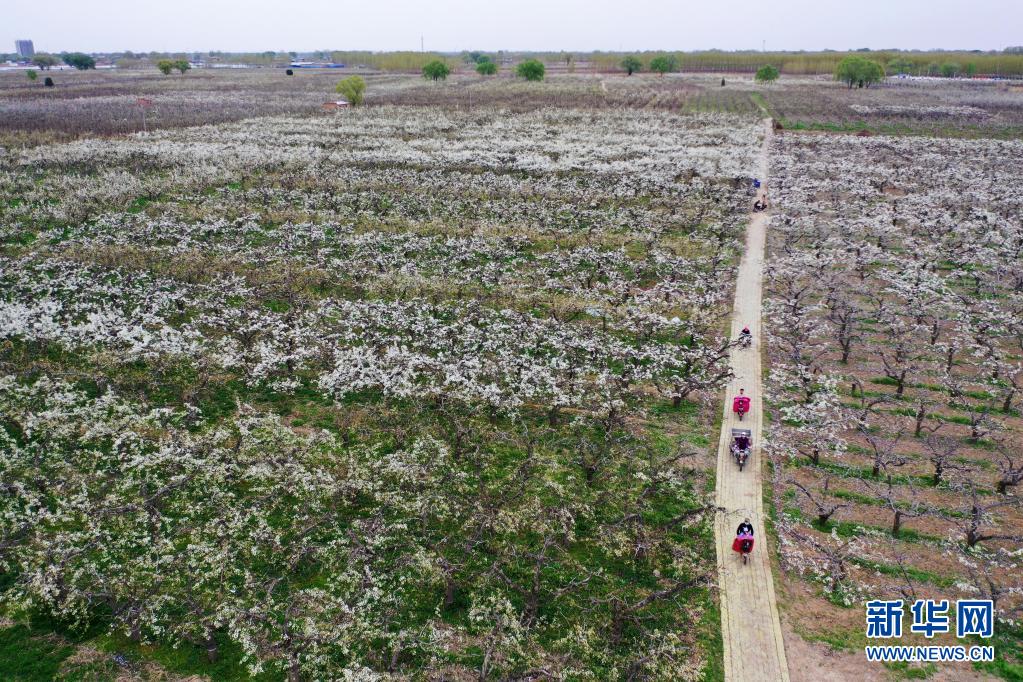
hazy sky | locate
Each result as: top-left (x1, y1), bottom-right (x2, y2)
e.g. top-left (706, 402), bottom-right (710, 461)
top-left (5, 0), bottom-right (1021, 54)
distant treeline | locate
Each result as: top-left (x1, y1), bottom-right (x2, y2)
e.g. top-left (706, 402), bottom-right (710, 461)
top-left (104, 51), bottom-right (460, 71)
top-left (17, 48), bottom-right (1023, 78)
top-left (328, 51), bottom-right (460, 71)
top-left (584, 51), bottom-right (1023, 77)
top-left (333, 50), bottom-right (1023, 77)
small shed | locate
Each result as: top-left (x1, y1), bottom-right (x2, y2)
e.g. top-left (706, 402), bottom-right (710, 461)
top-left (322, 99), bottom-right (350, 111)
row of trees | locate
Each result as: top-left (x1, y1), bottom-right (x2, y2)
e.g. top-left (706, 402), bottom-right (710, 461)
top-left (620, 55), bottom-right (781, 82)
top-left (596, 50), bottom-right (1023, 76)
top-left (887, 58), bottom-right (980, 77)
top-left (620, 54), bottom-right (680, 76)
top-left (832, 54), bottom-right (979, 88)
top-left (156, 58), bottom-right (190, 75)
top-left (28, 52), bottom-right (95, 70)
top-left (421, 58), bottom-right (543, 81)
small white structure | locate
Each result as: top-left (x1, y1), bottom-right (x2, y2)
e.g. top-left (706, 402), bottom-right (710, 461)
top-left (322, 99), bottom-right (351, 111)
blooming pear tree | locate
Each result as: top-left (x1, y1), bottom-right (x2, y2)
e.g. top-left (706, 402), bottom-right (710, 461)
top-left (0, 106), bottom-right (763, 675)
top-left (764, 129), bottom-right (1023, 631)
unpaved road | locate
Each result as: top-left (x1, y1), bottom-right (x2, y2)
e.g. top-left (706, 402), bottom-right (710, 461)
top-left (713, 118), bottom-right (790, 682)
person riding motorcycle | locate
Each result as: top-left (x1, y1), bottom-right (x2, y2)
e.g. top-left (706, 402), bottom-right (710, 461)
top-left (738, 325), bottom-right (752, 347)
top-left (734, 518), bottom-right (755, 561)
top-left (732, 389), bottom-right (750, 420)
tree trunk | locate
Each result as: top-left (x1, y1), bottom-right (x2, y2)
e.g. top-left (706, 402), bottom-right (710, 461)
top-left (443, 575), bottom-right (457, 609)
top-left (895, 373), bottom-right (906, 397)
top-left (892, 509), bottom-right (902, 536)
top-left (205, 635), bottom-right (219, 663)
top-left (914, 404), bottom-right (926, 437)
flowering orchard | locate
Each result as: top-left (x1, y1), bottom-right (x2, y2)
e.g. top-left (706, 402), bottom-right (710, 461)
top-left (759, 77), bottom-right (1023, 138)
top-left (0, 107), bottom-right (762, 678)
top-left (764, 131), bottom-right (1023, 658)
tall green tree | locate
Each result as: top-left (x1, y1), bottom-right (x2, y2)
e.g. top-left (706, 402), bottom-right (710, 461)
top-left (335, 75), bottom-right (366, 105)
top-left (887, 58), bottom-right (914, 75)
top-left (755, 64), bottom-right (779, 82)
top-left (476, 59), bottom-right (497, 76)
top-left (174, 59), bottom-right (191, 74)
top-left (648, 54), bottom-right (678, 76)
top-left (157, 59), bottom-right (175, 75)
top-left (32, 54), bottom-right (59, 70)
top-left (62, 52), bottom-right (96, 70)
top-left (835, 56), bottom-right (885, 88)
top-left (422, 60), bottom-right (451, 81)
top-left (516, 59), bottom-right (545, 81)
top-left (621, 55), bottom-right (642, 76)
top-left (939, 62), bottom-right (960, 78)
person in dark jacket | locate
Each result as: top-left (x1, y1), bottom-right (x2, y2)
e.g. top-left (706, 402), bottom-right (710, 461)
top-left (736, 518), bottom-right (754, 536)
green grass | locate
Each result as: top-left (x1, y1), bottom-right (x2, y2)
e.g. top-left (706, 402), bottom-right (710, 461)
top-left (973, 622), bottom-right (1023, 681)
top-left (810, 518), bottom-right (944, 545)
top-left (748, 92), bottom-right (774, 118)
top-left (884, 661), bottom-right (939, 679)
top-left (795, 460), bottom-right (935, 488)
top-left (793, 621), bottom-right (866, 652)
top-left (699, 597), bottom-right (725, 682)
top-left (0, 619), bottom-right (280, 682)
top-left (849, 557), bottom-right (956, 588)
top-left (829, 488), bottom-right (966, 519)
top-left (0, 624), bottom-right (75, 681)
top-left (97, 631), bottom-right (277, 681)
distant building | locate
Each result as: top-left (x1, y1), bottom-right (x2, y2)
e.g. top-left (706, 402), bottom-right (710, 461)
top-left (291, 60), bottom-right (346, 69)
top-left (15, 40), bottom-right (34, 58)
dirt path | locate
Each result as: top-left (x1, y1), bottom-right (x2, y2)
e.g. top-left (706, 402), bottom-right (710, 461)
top-left (713, 118), bottom-right (789, 682)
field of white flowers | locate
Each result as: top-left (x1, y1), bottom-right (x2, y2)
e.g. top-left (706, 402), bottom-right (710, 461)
top-left (0, 107), bottom-right (762, 679)
top-left (765, 130), bottom-right (1023, 669)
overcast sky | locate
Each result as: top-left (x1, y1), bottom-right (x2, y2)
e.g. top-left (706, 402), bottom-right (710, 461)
top-left (5, 0), bottom-right (1021, 54)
